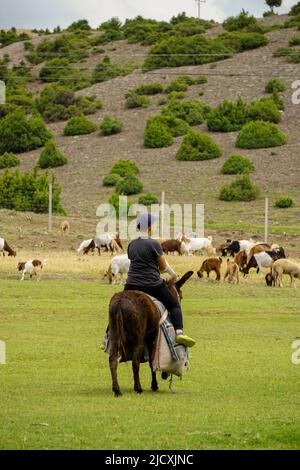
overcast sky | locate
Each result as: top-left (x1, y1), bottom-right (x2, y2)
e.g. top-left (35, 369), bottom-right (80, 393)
top-left (0, 0), bottom-right (297, 30)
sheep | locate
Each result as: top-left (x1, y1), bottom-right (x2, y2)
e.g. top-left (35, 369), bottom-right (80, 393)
top-left (224, 259), bottom-right (239, 284)
top-left (104, 254), bottom-right (130, 285)
top-left (179, 234), bottom-right (214, 256)
top-left (271, 259), bottom-right (300, 288)
top-left (197, 257), bottom-right (222, 281)
top-left (77, 239), bottom-right (94, 256)
top-left (18, 259), bottom-right (47, 281)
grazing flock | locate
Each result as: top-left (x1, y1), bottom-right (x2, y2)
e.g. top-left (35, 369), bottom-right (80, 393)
top-left (0, 230), bottom-right (299, 287)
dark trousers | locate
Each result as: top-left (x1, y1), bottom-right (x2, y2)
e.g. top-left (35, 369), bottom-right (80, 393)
top-left (124, 282), bottom-right (183, 330)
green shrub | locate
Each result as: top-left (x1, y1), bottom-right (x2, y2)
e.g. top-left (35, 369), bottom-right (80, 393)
top-left (265, 79), bottom-right (286, 93)
top-left (219, 174), bottom-right (260, 201)
top-left (289, 2), bottom-right (300, 16)
top-left (39, 58), bottom-right (74, 83)
top-left (100, 116), bottom-right (123, 135)
top-left (92, 56), bottom-right (135, 83)
top-left (223, 10), bottom-right (264, 33)
top-left (36, 84), bottom-right (102, 122)
top-left (125, 91), bottom-right (150, 108)
top-left (165, 78), bottom-right (189, 94)
top-left (0, 152), bottom-right (20, 169)
top-left (108, 192), bottom-right (132, 216)
top-left (0, 110), bottom-right (52, 154)
top-left (134, 83), bottom-right (164, 95)
top-left (275, 196), bottom-right (294, 208)
top-left (176, 130), bottom-right (222, 161)
top-left (0, 28), bottom-right (30, 48)
top-left (236, 121), bottom-right (288, 149)
top-left (110, 159), bottom-right (139, 177)
top-left (0, 169), bottom-right (65, 213)
top-left (154, 115), bottom-right (190, 137)
top-left (143, 35), bottom-right (233, 70)
top-left (103, 173), bottom-right (122, 187)
top-left (221, 154), bottom-right (254, 174)
top-left (162, 99), bottom-right (210, 126)
top-left (247, 98), bottom-right (281, 123)
top-left (144, 117), bottom-right (173, 148)
top-left (220, 32), bottom-right (268, 52)
top-left (138, 193), bottom-right (159, 205)
top-left (67, 19), bottom-right (92, 32)
top-left (289, 35), bottom-right (300, 46)
top-left (167, 91), bottom-right (186, 101)
top-left (116, 175), bottom-right (143, 195)
top-left (63, 115), bottom-right (98, 136)
top-left (38, 141), bottom-right (68, 169)
top-left (207, 98), bottom-right (248, 132)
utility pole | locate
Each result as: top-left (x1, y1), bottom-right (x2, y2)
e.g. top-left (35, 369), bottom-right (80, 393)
top-left (161, 191), bottom-right (165, 240)
top-left (48, 182), bottom-right (53, 233)
top-left (264, 197), bottom-right (269, 244)
top-left (195, 0), bottom-right (206, 20)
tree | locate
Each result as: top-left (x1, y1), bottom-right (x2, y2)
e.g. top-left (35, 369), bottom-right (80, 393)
top-left (266, 0), bottom-right (282, 13)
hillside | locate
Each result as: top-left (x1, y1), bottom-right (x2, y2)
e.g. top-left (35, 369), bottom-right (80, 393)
top-left (0, 13), bottom-right (300, 248)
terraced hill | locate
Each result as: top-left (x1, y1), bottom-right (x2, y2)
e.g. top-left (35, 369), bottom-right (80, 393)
top-left (0, 13), bottom-right (300, 248)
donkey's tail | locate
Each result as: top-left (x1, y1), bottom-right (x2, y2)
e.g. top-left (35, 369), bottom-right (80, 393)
top-left (112, 304), bottom-right (126, 359)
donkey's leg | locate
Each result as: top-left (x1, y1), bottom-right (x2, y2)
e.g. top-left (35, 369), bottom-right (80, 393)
top-left (146, 337), bottom-right (158, 392)
top-left (132, 345), bottom-right (144, 394)
top-left (109, 347), bottom-right (122, 397)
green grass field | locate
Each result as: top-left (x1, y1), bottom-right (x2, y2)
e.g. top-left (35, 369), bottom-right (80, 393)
top-left (1, 275), bottom-right (299, 450)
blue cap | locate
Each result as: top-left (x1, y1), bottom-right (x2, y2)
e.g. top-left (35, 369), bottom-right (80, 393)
top-left (136, 213), bottom-right (159, 231)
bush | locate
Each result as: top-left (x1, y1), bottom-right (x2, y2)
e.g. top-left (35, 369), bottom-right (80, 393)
top-left (143, 35), bottom-right (233, 70)
top-left (0, 28), bottom-right (30, 48)
top-left (100, 116), bottom-right (123, 135)
top-left (108, 192), bottom-right (132, 216)
top-left (207, 98), bottom-right (248, 132)
top-left (223, 10), bottom-right (264, 33)
top-left (38, 141), bottom-right (68, 169)
top-left (36, 84), bottom-right (102, 122)
top-left (221, 154), bottom-right (254, 174)
top-left (289, 2), bottom-right (300, 16)
top-left (0, 110), bottom-right (52, 154)
top-left (67, 19), bottom-right (92, 32)
top-left (134, 83), bottom-right (164, 95)
top-left (116, 175), bottom-right (143, 195)
top-left (0, 169), bottom-right (65, 213)
top-left (0, 152), bottom-right (20, 169)
top-left (103, 173), bottom-right (122, 187)
top-left (63, 115), bottom-right (97, 136)
top-left (39, 58), bottom-right (74, 83)
top-left (92, 56), bottom-right (135, 83)
top-left (154, 115), bottom-right (190, 137)
top-left (265, 79), bottom-right (286, 93)
top-left (246, 98), bottom-right (281, 123)
top-left (289, 35), bottom-right (300, 46)
top-left (219, 174), bottom-right (260, 201)
top-left (176, 130), bottom-right (222, 161)
top-left (125, 91), bottom-right (150, 108)
top-left (236, 121), bottom-right (288, 149)
top-left (138, 193), bottom-right (159, 206)
top-left (162, 99), bottom-right (210, 126)
top-left (144, 117), bottom-right (173, 148)
top-left (110, 160), bottom-right (139, 177)
top-left (165, 78), bottom-right (190, 94)
top-left (220, 32), bottom-right (268, 52)
top-left (275, 197), bottom-right (294, 208)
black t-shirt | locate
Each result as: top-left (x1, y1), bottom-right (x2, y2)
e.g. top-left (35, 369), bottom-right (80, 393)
top-left (126, 237), bottom-right (164, 287)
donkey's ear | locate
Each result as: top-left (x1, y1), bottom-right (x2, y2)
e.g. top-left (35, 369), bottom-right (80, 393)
top-left (176, 271), bottom-right (194, 289)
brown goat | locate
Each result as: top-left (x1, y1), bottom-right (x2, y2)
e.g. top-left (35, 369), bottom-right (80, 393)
top-left (161, 239), bottom-right (183, 255)
top-left (61, 220), bottom-right (70, 235)
top-left (224, 259), bottom-right (239, 284)
top-left (197, 257), bottom-right (222, 281)
top-left (234, 250), bottom-right (247, 271)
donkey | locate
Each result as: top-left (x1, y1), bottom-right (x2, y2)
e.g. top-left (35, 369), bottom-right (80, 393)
top-left (108, 271), bottom-right (194, 397)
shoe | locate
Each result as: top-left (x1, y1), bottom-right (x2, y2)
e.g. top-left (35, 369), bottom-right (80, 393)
top-left (176, 333), bottom-right (196, 348)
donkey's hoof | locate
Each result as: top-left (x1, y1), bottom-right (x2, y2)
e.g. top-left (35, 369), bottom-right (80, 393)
top-left (114, 390), bottom-right (122, 397)
top-left (151, 384), bottom-right (159, 392)
top-left (135, 388), bottom-right (143, 394)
